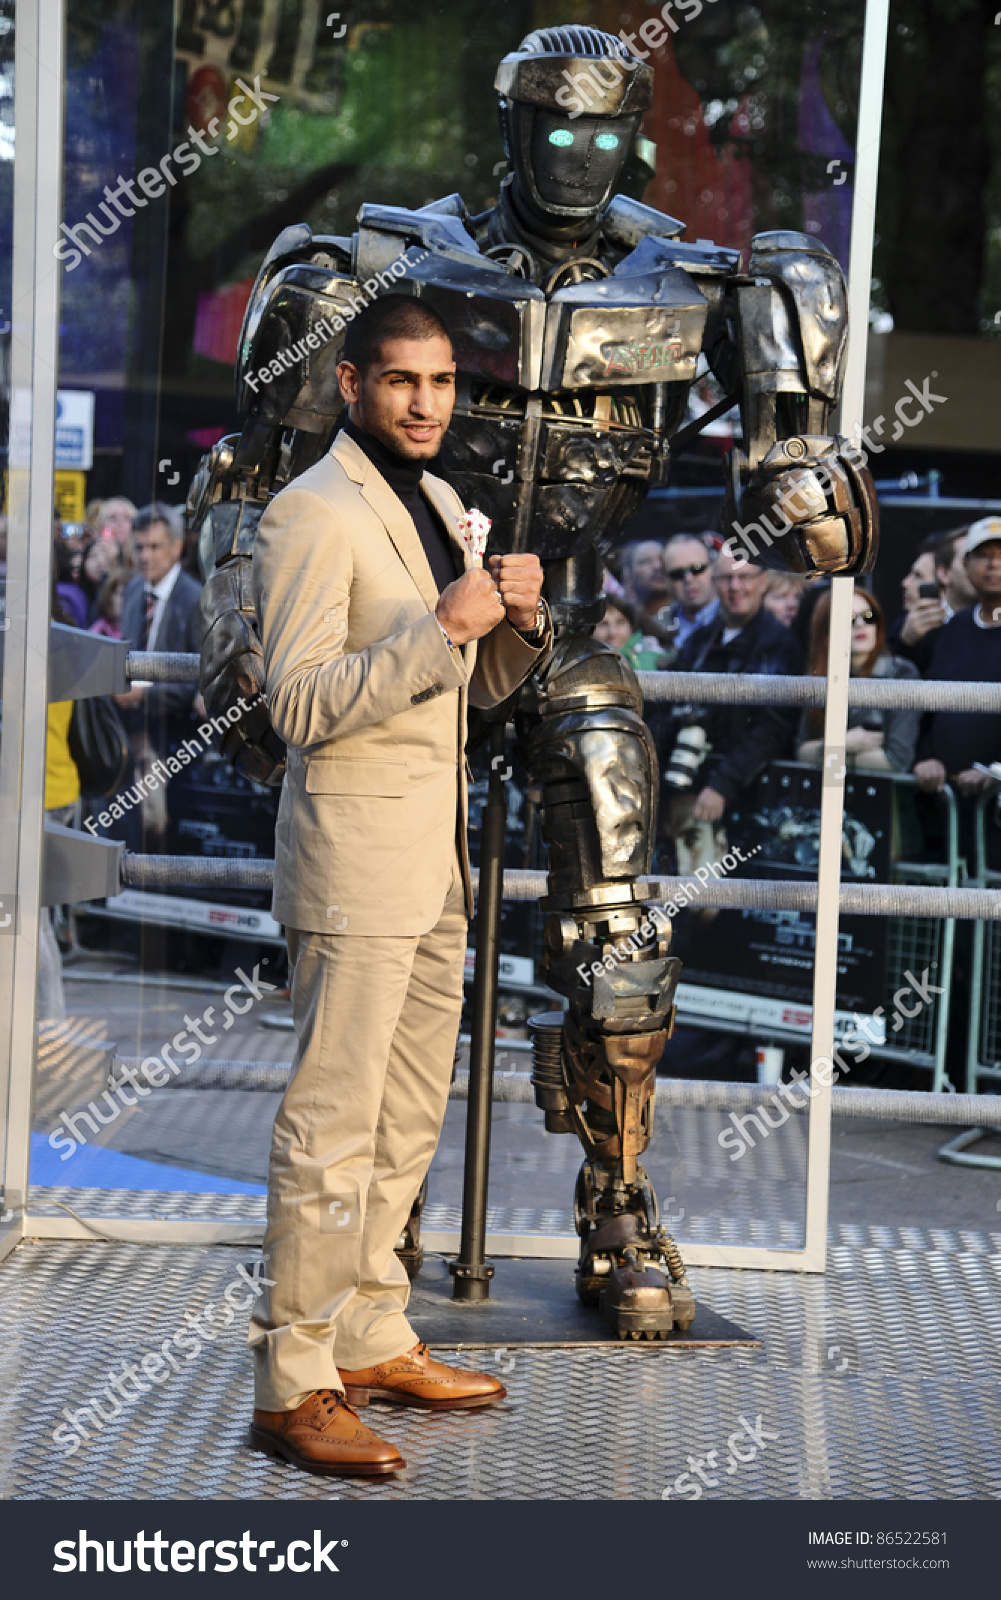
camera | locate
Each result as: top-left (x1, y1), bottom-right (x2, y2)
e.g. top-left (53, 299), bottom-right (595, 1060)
top-left (664, 713), bottom-right (710, 789)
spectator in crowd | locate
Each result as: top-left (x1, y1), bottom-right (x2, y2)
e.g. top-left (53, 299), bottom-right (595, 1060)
top-left (662, 549), bottom-right (802, 873)
top-left (619, 538), bottom-right (675, 646)
top-left (114, 503), bottom-right (202, 844)
top-left (594, 595), bottom-right (671, 670)
top-left (913, 521), bottom-right (1001, 821)
top-left (892, 527), bottom-right (979, 671)
top-left (89, 568), bottom-right (130, 640)
top-left (763, 570), bottom-right (807, 631)
top-left (797, 587), bottom-right (920, 773)
top-left (95, 496), bottom-right (137, 567)
top-left (80, 533), bottom-right (120, 622)
top-left (52, 527), bottom-right (88, 629)
top-left (662, 533), bottom-right (718, 649)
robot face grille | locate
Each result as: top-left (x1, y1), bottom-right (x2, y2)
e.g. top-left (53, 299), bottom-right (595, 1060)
top-left (527, 110), bottom-right (637, 212)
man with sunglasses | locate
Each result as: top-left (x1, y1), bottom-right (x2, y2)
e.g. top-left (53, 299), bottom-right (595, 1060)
top-left (663, 534), bottom-right (719, 650)
top-left (663, 548), bottom-right (802, 875)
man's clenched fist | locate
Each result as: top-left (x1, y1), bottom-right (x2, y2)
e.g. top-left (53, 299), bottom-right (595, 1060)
top-left (436, 553), bottom-right (544, 646)
top-left (487, 553), bottom-right (544, 630)
top-left (436, 567), bottom-right (509, 647)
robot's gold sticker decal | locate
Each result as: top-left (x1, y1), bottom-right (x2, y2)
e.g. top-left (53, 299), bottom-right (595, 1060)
top-left (602, 339), bottom-right (682, 378)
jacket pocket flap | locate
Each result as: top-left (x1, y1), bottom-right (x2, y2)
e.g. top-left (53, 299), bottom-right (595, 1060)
top-left (305, 758), bottom-right (407, 796)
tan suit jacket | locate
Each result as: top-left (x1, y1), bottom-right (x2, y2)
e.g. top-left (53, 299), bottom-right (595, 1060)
top-left (252, 429), bottom-right (550, 936)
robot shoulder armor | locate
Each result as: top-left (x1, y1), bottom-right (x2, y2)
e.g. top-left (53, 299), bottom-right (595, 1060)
top-left (603, 194), bottom-right (685, 250)
top-left (748, 230), bottom-right (847, 400)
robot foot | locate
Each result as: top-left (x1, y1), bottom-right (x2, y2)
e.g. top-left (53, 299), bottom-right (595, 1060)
top-left (578, 1212), bottom-right (696, 1339)
top-left (394, 1175), bottom-right (428, 1282)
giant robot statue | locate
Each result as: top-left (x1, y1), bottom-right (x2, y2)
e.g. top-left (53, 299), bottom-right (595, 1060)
top-left (190, 25), bottom-right (877, 1339)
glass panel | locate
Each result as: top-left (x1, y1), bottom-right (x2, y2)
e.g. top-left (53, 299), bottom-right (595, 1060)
top-left (32, 1), bottom-right (880, 1262)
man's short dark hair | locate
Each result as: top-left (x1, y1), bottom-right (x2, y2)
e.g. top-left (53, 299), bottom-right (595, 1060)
top-left (934, 526), bottom-right (968, 572)
top-left (133, 502), bottom-right (178, 538)
top-left (342, 295), bottom-right (453, 373)
top-left (620, 539), bottom-right (664, 575)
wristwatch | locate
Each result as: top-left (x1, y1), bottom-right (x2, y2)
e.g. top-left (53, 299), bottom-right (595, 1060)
top-left (515, 601), bottom-right (548, 643)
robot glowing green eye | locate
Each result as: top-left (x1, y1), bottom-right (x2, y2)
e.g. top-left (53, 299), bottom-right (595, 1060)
top-left (549, 129), bottom-right (574, 147)
top-left (595, 133), bottom-right (620, 150)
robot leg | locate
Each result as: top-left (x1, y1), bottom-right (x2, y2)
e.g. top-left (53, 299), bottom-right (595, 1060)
top-left (395, 1174), bottom-right (427, 1281)
top-left (519, 635), bottom-right (695, 1338)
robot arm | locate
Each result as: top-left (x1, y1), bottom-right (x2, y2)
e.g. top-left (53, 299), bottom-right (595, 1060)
top-left (722, 230), bottom-right (878, 577)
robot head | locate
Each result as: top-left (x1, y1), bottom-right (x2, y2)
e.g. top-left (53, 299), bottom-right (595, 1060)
top-left (495, 26), bottom-right (653, 229)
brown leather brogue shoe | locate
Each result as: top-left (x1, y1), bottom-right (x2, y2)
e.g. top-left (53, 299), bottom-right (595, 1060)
top-left (250, 1389), bottom-right (405, 1477)
top-left (338, 1341), bottom-right (506, 1411)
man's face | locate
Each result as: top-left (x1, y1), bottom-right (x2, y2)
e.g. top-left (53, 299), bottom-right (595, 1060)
top-left (665, 539), bottom-right (714, 615)
top-left (964, 540), bottom-right (1001, 608)
top-left (715, 551), bottom-right (768, 626)
top-left (134, 521), bottom-right (181, 586)
top-left (623, 541), bottom-right (669, 606)
top-left (337, 334), bottom-right (456, 461)
top-left (940, 534), bottom-right (978, 608)
top-left (901, 551), bottom-right (936, 610)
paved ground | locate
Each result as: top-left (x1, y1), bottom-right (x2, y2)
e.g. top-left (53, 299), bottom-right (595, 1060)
top-left (40, 950), bottom-right (1001, 1239)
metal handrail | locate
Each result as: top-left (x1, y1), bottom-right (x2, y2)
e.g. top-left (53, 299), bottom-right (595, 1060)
top-left (124, 651), bottom-right (1001, 714)
top-left (117, 852), bottom-right (1001, 918)
top-left (636, 671), bottom-right (1001, 711)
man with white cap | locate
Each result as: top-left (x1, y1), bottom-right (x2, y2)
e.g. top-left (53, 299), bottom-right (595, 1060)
top-left (914, 516), bottom-right (1001, 807)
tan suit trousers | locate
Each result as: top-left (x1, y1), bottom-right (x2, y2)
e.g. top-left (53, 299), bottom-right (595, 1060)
top-left (249, 853), bottom-right (467, 1410)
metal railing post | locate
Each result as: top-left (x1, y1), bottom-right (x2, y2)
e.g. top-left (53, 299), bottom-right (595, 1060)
top-left (450, 721), bottom-right (506, 1301)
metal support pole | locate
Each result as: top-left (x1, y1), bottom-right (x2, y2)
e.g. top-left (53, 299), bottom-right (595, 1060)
top-left (450, 722), bottom-right (506, 1301)
top-left (802, 0), bottom-right (891, 1269)
top-left (0, 0), bottom-right (67, 1236)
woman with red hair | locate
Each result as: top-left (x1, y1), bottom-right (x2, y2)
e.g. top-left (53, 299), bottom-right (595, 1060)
top-left (796, 586), bottom-right (921, 773)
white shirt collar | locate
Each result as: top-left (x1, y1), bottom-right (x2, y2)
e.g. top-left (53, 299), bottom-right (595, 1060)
top-left (149, 561), bottom-right (181, 602)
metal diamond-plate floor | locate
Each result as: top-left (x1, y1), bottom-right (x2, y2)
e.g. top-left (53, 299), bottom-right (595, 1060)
top-left (2, 1233), bottom-right (999, 1500)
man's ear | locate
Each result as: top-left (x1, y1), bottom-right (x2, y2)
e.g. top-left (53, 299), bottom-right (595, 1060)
top-left (337, 359), bottom-right (360, 405)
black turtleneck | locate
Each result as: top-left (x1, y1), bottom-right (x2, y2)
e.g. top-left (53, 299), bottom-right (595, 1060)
top-left (343, 417), bottom-right (461, 595)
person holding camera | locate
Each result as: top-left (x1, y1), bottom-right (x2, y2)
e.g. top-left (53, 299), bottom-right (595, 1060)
top-left (796, 587), bottom-right (920, 773)
top-left (913, 519), bottom-right (1001, 811)
top-left (661, 548), bottom-right (802, 875)
top-left (889, 528), bottom-right (978, 672)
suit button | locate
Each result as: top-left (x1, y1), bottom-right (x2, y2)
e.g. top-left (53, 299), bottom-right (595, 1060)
top-left (411, 683), bottom-right (444, 705)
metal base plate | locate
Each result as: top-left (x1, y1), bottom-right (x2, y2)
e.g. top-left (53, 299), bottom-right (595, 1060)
top-left (409, 1256), bottom-right (757, 1348)
top-left (3, 1228), bottom-right (1001, 1500)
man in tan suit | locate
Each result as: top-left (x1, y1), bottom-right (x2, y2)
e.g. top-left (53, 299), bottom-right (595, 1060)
top-left (248, 295), bottom-right (549, 1477)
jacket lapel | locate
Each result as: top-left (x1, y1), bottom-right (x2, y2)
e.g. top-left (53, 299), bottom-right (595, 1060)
top-left (331, 429), bottom-right (439, 614)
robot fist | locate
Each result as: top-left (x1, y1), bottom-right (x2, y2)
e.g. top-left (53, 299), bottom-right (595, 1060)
top-left (726, 435), bottom-right (879, 578)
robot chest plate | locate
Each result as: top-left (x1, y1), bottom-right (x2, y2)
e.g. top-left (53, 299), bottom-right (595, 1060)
top-left (419, 259), bottom-right (709, 392)
top-left (541, 265), bottom-right (708, 390)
